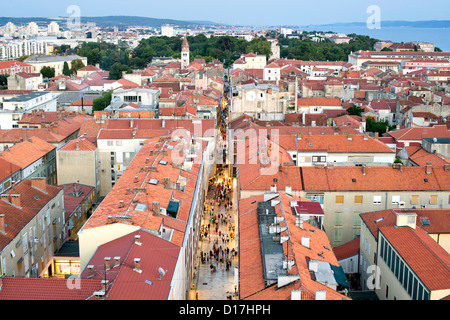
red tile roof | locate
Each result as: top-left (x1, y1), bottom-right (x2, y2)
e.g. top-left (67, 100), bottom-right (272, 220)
top-left (388, 124), bottom-right (450, 141)
top-left (80, 229), bottom-right (180, 300)
top-left (379, 225), bottom-right (450, 291)
top-left (63, 183), bottom-right (95, 220)
top-left (333, 238), bottom-right (360, 261)
top-left (239, 193), bottom-right (349, 300)
top-left (0, 179), bottom-right (63, 251)
top-left (297, 97), bottom-right (342, 107)
top-left (80, 136), bottom-right (207, 249)
top-left (0, 137), bottom-right (55, 169)
top-left (301, 166), bottom-right (450, 191)
top-left (59, 137), bottom-right (97, 151)
top-left (0, 277), bottom-right (102, 300)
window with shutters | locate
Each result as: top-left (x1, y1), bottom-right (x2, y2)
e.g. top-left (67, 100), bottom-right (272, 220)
top-left (411, 195), bottom-right (419, 205)
top-left (353, 212), bottom-right (361, 226)
top-left (335, 195), bottom-right (344, 204)
top-left (334, 212), bottom-right (343, 226)
top-left (334, 228), bottom-right (343, 242)
top-left (429, 195), bottom-right (438, 205)
top-left (355, 195), bottom-right (363, 204)
top-left (392, 195), bottom-right (401, 204)
top-left (373, 195), bottom-right (382, 204)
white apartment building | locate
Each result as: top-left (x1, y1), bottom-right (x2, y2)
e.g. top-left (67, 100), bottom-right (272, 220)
top-left (161, 25), bottom-right (174, 37)
top-left (0, 40), bottom-right (47, 60)
top-left (0, 91), bottom-right (57, 129)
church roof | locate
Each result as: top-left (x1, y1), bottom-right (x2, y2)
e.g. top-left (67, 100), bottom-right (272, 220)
top-left (182, 35), bottom-right (189, 51)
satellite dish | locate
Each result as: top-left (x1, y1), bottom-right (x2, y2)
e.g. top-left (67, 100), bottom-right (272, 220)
top-left (158, 267), bottom-right (167, 280)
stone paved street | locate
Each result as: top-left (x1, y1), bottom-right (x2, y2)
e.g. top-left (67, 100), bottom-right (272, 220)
top-left (189, 167), bottom-right (239, 300)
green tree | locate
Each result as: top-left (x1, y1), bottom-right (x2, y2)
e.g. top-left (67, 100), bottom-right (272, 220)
top-left (40, 66), bottom-right (55, 79)
top-left (346, 105), bottom-right (364, 117)
top-left (246, 37), bottom-right (272, 59)
top-left (63, 62), bottom-right (71, 76)
top-left (70, 59), bottom-right (85, 75)
top-left (108, 63), bottom-right (132, 80)
top-left (366, 117), bottom-right (395, 134)
top-left (93, 90), bottom-right (113, 111)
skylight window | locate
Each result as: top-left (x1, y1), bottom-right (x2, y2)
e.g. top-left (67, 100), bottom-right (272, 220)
top-left (421, 218), bottom-right (430, 226)
top-left (148, 179), bottom-right (158, 185)
top-left (159, 160), bottom-right (167, 165)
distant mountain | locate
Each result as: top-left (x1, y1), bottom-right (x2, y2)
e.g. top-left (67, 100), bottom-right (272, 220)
top-left (302, 20), bottom-right (450, 29)
top-left (0, 15), bottom-right (218, 28)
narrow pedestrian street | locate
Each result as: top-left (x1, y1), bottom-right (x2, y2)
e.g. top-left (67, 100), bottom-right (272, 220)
top-left (189, 165), bottom-right (239, 300)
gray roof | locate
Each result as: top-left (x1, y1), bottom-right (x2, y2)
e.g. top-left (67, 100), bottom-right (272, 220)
top-left (57, 91), bottom-right (102, 104)
top-left (5, 91), bottom-right (52, 102)
top-left (24, 54), bottom-right (86, 63)
top-left (423, 137), bottom-right (450, 144)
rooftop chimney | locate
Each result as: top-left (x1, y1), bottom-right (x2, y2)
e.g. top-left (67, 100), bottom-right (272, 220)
top-left (10, 194), bottom-right (21, 207)
top-left (301, 236), bottom-right (310, 248)
top-left (30, 178), bottom-right (46, 193)
top-left (163, 177), bottom-right (171, 189)
top-left (101, 280), bottom-right (109, 292)
top-left (87, 265), bottom-right (95, 278)
top-left (104, 257), bottom-right (111, 270)
top-left (425, 161), bottom-right (432, 174)
top-left (315, 289), bottom-right (326, 300)
top-left (152, 201), bottom-right (160, 217)
top-left (134, 235), bottom-right (142, 246)
top-left (0, 214), bottom-right (6, 234)
top-left (134, 258), bottom-right (142, 273)
top-left (114, 256), bottom-right (121, 268)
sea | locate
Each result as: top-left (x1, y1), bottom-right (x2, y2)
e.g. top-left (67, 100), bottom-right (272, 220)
top-left (301, 25), bottom-right (450, 52)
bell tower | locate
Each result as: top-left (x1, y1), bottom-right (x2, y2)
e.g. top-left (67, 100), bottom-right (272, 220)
top-left (181, 34), bottom-right (190, 69)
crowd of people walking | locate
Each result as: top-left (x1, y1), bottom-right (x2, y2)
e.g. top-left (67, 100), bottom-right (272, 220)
top-left (192, 165), bottom-right (238, 299)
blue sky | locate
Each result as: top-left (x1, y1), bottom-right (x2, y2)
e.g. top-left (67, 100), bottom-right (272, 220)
top-left (1, 0), bottom-right (449, 26)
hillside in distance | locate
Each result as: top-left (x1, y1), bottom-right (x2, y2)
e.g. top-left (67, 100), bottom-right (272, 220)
top-left (303, 20), bottom-right (450, 29)
top-left (0, 15), bottom-right (218, 28)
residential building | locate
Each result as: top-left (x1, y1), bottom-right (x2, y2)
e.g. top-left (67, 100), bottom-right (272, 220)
top-left (0, 157), bottom-right (21, 194)
top-left (232, 53), bottom-right (267, 70)
top-left (56, 136), bottom-right (100, 199)
top-left (238, 192), bottom-right (350, 300)
top-left (78, 133), bottom-right (213, 299)
top-left (0, 136), bottom-right (57, 185)
top-left (263, 62), bottom-right (281, 81)
top-left (7, 72), bottom-right (43, 91)
top-left (333, 238), bottom-right (360, 289)
top-left (0, 40), bottom-right (47, 60)
top-left (359, 209), bottom-right (450, 299)
top-left (348, 50), bottom-right (450, 69)
top-left (296, 97), bottom-right (343, 114)
top-left (230, 83), bottom-right (284, 121)
top-left (161, 25), bottom-right (174, 37)
top-left (0, 61), bottom-right (33, 76)
top-left (62, 183), bottom-right (96, 241)
top-left (23, 55), bottom-right (88, 76)
top-left (278, 133), bottom-right (395, 167)
top-left (0, 91), bottom-right (57, 129)
top-left (0, 178), bottom-right (65, 278)
top-left (300, 164), bottom-right (450, 247)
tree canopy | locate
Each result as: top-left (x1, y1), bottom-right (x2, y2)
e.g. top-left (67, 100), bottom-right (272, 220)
top-left (40, 66), bottom-right (55, 79)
